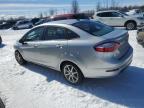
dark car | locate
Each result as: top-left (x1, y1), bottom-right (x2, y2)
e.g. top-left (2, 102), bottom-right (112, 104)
top-left (0, 21), bottom-right (16, 29)
top-left (0, 36), bottom-right (2, 45)
top-left (51, 13), bottom-right (89, 21)
top-left (35, 18), bottom-right (51, 26)
top-left (35, 13), bottom-right (89, 26)
top-left (31, 18), bottom-right (40, 25)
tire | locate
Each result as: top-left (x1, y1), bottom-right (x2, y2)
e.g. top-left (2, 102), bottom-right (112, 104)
top-left (125, 21), bottom-right (136, 30)
top-left (61, 62), bottom-right (84, 84)
top-left (13, 27), bottom-right (18, 30)
top-left (29, 25), bottom-right (33, 28)
top-left (15, 51), bottom-right (26, 65)
top-left (0, 98), bottom-right (5, 108)
top-left (0, 36), bottom-right (2, 44)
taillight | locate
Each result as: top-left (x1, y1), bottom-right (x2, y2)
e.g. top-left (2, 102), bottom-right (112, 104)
top-left (95, 42), bottom-right (120, 52)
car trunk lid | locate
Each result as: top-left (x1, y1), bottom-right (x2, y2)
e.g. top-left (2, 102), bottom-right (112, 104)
top-left (99, 28), bottom-right (130, 59)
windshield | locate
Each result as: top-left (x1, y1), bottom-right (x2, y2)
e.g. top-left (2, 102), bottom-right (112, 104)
top-left (119, 11), bottom-right (129, 16)
top-left (72, 20), bottom-right (114, 36)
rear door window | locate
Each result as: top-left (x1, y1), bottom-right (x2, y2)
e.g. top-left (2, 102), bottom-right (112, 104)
top-left (111, 12), bottom-right (121, 17)
top-left (44, 26), bottom-right (67, 40)
top-left (66, 29), bottom-right (80, 39)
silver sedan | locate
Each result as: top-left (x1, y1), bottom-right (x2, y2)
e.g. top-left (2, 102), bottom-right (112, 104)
top-left (14, 19), bottom-right (133, 84)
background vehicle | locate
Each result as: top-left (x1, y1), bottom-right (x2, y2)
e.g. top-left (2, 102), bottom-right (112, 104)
top-left (126, 9), bottom-right (144, 17)
top-left (14, 19), bottom-right (133, 84)
top-left (94, 10), bottom-right (144, 30)
top-left (0, 36), bottom-right (2, 44)
top-left (13, 20), bottom-right (33, 30)
top-left (35, 18), bottom-right (51, 26)
top-left (51, 13), bottom-right (89, 21)
top-left (0, 21), bottom-right (16, 29)
top-left (31, 18), bottom-right (40, 25)
top-left (35, 13), bottom-right (89, 26)
top-left (137, 27), bottom-right (144, 47)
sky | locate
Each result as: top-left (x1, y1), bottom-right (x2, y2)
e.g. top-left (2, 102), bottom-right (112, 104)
top-left (0, 0), bottom-right (144, 6)
top-left (0, 0), bottom-right (144, 18)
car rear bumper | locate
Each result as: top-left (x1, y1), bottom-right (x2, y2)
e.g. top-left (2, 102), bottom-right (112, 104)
top-left (82, 46), bottom-right (133, 78)
top-left (137, 30), bottom-right (144, 45)
top-left (137, 37), bottom-right (144, 45)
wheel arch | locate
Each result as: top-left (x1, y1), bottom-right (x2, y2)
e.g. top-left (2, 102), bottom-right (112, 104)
top-left (60, 60), bottom-right (84, 77)
top-left (60, 60), bottom-right (79, 71)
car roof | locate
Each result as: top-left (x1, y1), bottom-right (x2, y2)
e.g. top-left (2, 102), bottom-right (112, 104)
top-left (51, 13), bottom-right (86, 18)
top-left (39, 19), bottom-right (88, 26)
top-left (17, 20), bottom-right (30, 23)
top-left (96, 10), bottom-right (120, 13)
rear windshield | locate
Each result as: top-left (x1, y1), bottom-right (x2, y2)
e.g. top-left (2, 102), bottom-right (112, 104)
top-left (72, 20), bottom-right (114, 36)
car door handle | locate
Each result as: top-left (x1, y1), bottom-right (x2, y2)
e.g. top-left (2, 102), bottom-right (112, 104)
top-left (56, 44), bottom-right (63, 48)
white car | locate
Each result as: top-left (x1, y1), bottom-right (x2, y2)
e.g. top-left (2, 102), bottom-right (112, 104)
top-left (94, 10), bottom-right (144, 30)
top-left (126, 9), bottom-right (144, 18)
top-left (14, 19), bottom-right (133, 84)
top-left (13, 20), bottom-right (33, 30)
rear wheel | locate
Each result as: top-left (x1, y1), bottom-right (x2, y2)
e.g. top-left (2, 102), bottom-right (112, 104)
top-left (125, 22), bottom-right (136, 30)
top-left (61, 62), bottom-right (84, 84)
top-left (15, 51), bottom-right (26, 65)
top-left (13, 27), bottom-right (19, 30)
top-left (28, 25), bottom-right (33, 28)
top-left (0, 98), bottom-right (5, 108)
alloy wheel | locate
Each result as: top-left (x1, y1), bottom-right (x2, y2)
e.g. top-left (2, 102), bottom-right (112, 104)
top-left (126, 23), bottom-right (135, 30)
top-left (63, 65), bottom-right (79, 83)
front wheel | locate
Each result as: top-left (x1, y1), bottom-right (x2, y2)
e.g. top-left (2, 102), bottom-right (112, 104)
top-left (62, 63), bottom-right (84, 84)
top-left (0, 36), bottom-right (2, 44)
top-left (125, 22), bottom-right (136, 30)
top-left (15, 51), bottom-right (26, 65)
top-left (28, 25), bottom-right (33, 29)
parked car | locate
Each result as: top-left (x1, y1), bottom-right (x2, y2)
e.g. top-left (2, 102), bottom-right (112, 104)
top-left (51, 13), bottom-right (89, 21)
top-left (35, 13), bottom-right (89, 26)
top-left (0, 21), bottom-right (16, 29)
top-left (35, 19), bottom-right (51, 26)
top-left (31, 18), bottom-right (40, 25)
top-left (13, 20), bottom-right (33, 30)
top-left (126, 9), bottom-right (144, 18)
top-left (94, 10), bottom-right (144, 30)
top-left (0, 36), bottom-right (2, 44)
top-left (137, 27), bottom-right (144, 47)
top-left (14, 19), bottom-right (133, 84)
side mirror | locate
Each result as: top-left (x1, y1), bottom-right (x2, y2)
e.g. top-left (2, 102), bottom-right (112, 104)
top-left (19, 39), bottom-right (27, 44)
top-left (19, 39), bottom-right (24, 43)
top-left (120, 15), bottom-right (124, 18)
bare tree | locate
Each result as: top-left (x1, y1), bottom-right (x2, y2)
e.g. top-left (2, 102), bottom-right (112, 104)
top-left (111, 0), bottom-right (119, 9)
top-left (96, 0), bottom-right (101, 11)
top-left (49, 9), bottom-right (55, 16)
top-left (71, 0), bottom-right (79, 14)
top-left (39, 12), bottom-right (43, 18)
top-left (44, 12), bottom-right (48, 17)
top-left (106, 0), bottom-right (109, 9)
